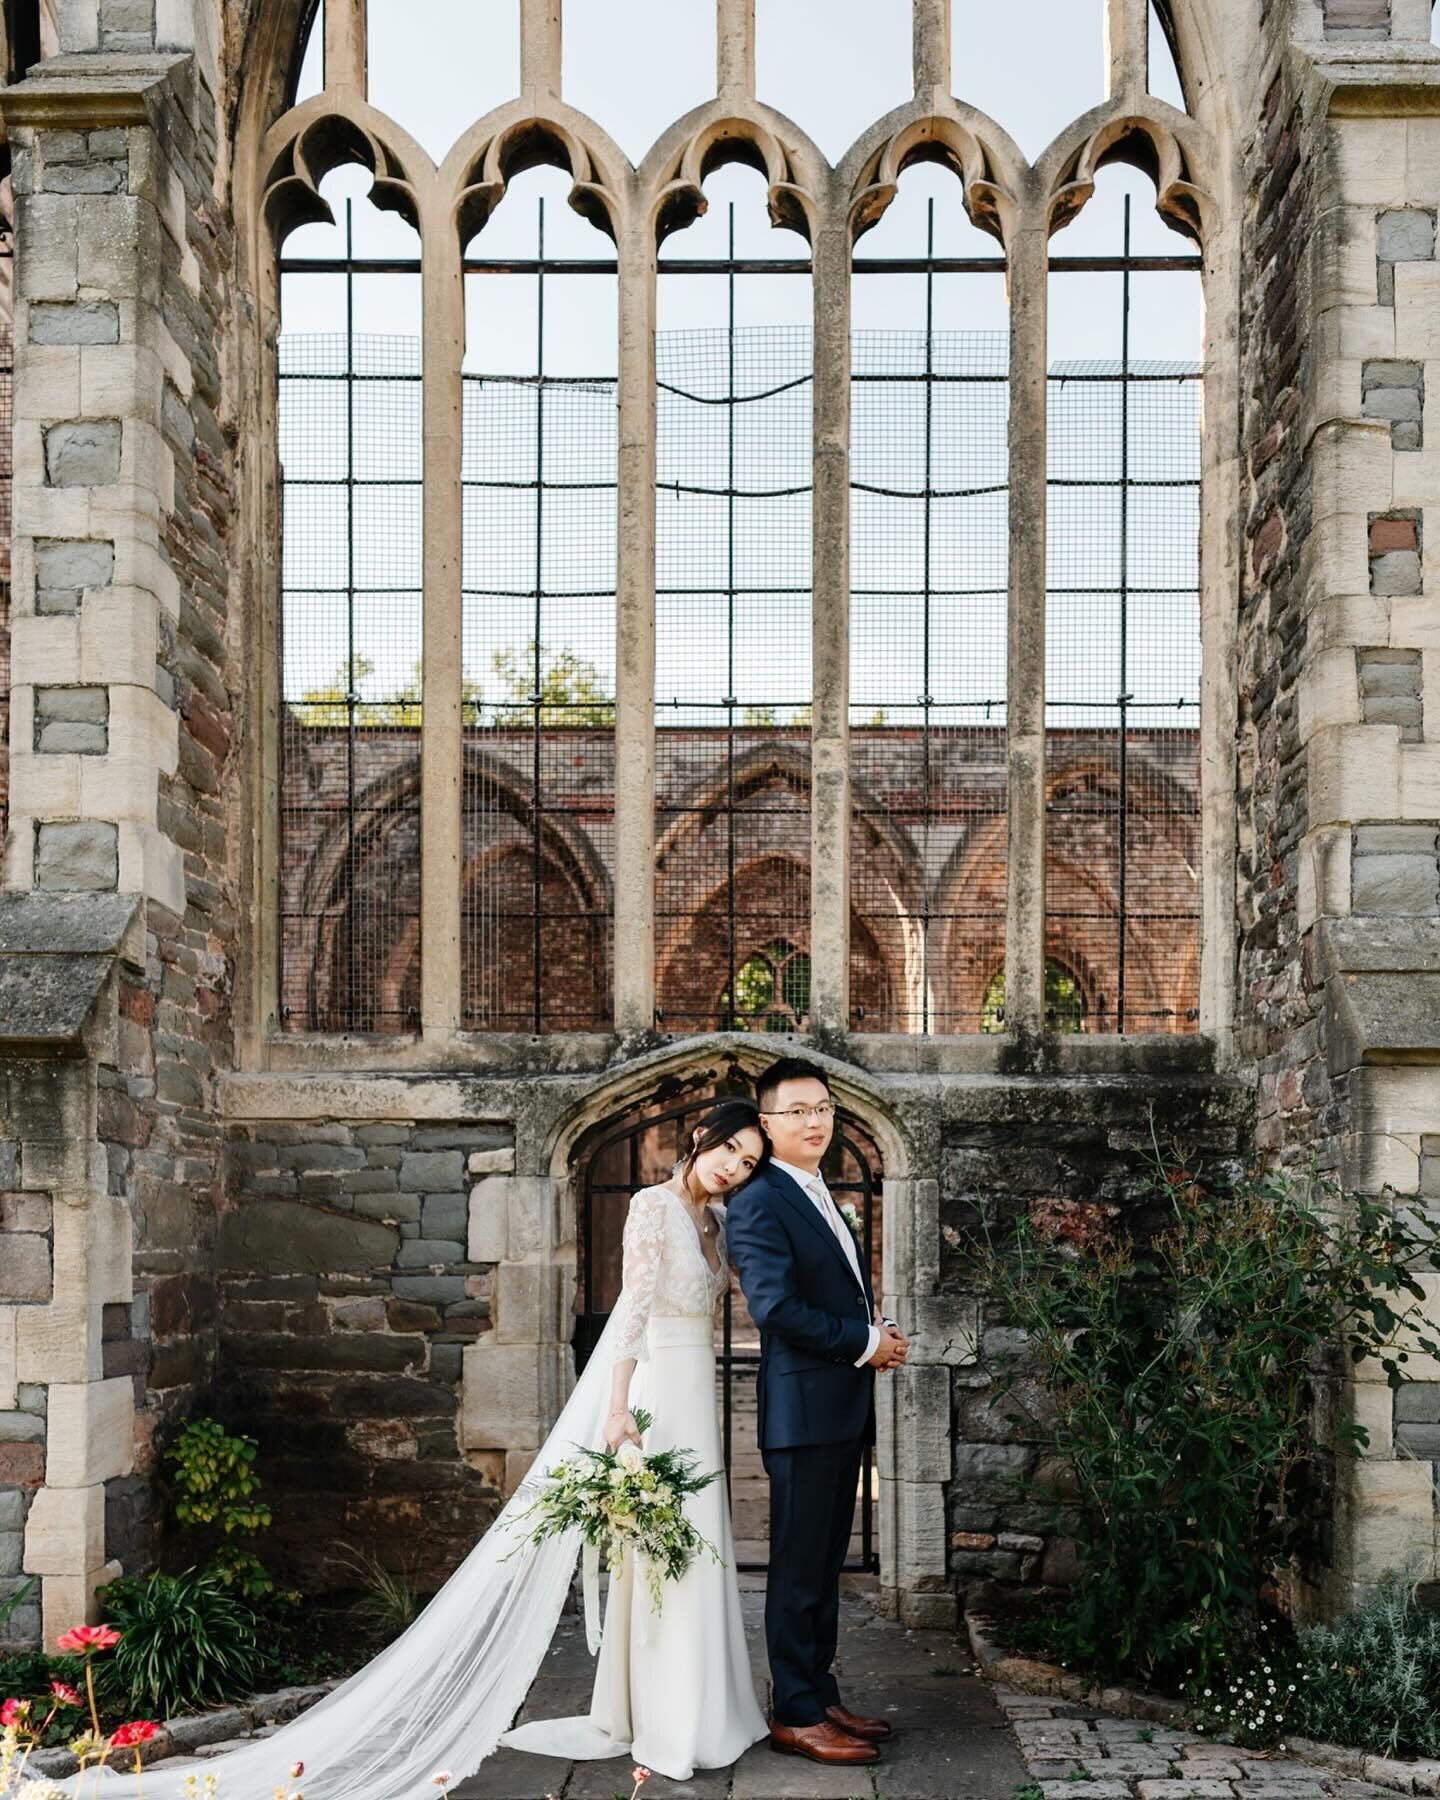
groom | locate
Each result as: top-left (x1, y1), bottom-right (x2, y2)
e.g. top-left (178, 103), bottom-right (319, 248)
top-left (725, 1057), bottom-right (908, 1767)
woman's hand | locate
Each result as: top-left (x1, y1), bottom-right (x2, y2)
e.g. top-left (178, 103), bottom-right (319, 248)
top-left (604, 1409), bottom-right (642, 1452)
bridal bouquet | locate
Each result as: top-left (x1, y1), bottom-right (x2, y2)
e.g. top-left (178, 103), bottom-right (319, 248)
top-left (506, 1409), bottom-right (722, 1616)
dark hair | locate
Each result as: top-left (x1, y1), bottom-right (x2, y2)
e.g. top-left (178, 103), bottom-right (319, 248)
top-left (679, 1099), bottom-right (771, 1184)
top-left (754, 1057), bottom-right (833, 1113)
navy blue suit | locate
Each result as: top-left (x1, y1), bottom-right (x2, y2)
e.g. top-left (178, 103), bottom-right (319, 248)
top-left (726, 1164), bottom-right (876, 1725)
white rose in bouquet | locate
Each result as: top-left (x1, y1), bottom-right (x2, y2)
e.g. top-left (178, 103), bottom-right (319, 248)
top-left (617, 1439), bottom-right (645, 1474)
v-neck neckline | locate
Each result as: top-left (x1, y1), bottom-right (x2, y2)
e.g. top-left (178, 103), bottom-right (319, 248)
top-left (663, 1184), bottom-right (723, 1278)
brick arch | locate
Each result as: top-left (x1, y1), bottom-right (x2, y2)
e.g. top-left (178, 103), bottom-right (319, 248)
top-left (849, 775), bottom-right (928, 1029)
top-left (293, 746), bottom-right (612, 1031)
top-left (930, 808), bottom-right (1009, 1030)
top-left (1042, 747), bottom-right (1201, 1032)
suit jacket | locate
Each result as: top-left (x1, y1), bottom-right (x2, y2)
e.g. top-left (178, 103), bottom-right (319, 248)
top-left (725, 1163), bottom-right (876, 1451)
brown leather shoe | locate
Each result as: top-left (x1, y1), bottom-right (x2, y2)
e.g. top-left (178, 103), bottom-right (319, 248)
top-left (769, 1720), bottom-right (880, 1764)
top-left (826, 1703), bottom-right (893, 1742)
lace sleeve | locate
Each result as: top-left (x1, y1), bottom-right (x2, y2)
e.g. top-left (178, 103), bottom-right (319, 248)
top-left (610, 1187), bottom-right (669, 1365)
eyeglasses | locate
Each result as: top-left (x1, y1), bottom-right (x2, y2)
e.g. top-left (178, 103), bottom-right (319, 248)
top-left (761, 1103), bottom-right (836, 1122)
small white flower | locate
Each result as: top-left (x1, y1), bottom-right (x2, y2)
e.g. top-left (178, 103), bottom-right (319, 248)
top-left (617, 1440), bottom-right (645, 1474)
top-left (838, 1203), bottom-right (863, 1240)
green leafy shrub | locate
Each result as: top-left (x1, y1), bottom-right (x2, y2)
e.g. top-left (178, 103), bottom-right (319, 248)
top-left (970, 1139), bottom-right (1440, 1688)
top-left (96, 1568), bottom-right (268, 1716)
top-left (166, 1417), bottom-right (289, 1603)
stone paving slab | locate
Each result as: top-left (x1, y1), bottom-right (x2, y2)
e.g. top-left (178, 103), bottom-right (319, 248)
top-left (995, 1688), bottom-right (1399, 1800)
top-left (453, 1590), bottom-right (1028, 1799)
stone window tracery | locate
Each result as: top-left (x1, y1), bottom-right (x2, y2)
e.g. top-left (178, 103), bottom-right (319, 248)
top-left (259, 0), bottom-right (1221, 1049)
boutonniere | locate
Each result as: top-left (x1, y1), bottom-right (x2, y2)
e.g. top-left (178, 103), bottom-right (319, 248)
top-left (838, 1203), bottom-right (863, 1243)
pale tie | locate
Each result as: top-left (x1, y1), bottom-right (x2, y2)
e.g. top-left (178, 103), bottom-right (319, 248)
top-left (809, 1176), bottom-right (860, 1281)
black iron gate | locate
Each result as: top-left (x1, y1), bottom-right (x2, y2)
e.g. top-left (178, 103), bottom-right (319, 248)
top-left (575, 1085), bottom-right (882, 1574)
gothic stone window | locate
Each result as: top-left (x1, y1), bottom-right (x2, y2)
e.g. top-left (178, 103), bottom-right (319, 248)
top-left (260, 0), bottom-right (1217, 1044)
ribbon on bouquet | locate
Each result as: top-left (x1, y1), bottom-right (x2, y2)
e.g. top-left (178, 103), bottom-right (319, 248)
top-left (583, 1538), bottom-right (602, 1654)
top-left (581, 1540), bottom-right (653, 1654)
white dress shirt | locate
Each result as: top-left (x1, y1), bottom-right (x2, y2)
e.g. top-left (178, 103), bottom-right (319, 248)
top-left (770, 1157), bottom-right (881, 1368)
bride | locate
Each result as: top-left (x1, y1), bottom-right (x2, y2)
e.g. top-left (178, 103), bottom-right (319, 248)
top-left (501, 1096), bottom-right (770, 1776)
top-left (24, 1101), bottom-right (770, 1799)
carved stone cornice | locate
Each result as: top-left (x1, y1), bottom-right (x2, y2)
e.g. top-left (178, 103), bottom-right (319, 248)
top-left (0, 52), bottom-right (188, 133)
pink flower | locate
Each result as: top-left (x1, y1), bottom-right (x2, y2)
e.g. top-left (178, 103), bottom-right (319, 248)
top-left (290, 1763), bottom-right (305, 1779)
top-left (431, 1775), bottom-right (453, 1789)
top-left (55, 1625), bottom-right (121, 1654)
top-left (49, 1682), bottom-right (82, 1706)
top-left (110, 1720), bottom-right (158, 1748)
top-left (633, 1770), bottom-right (651, 1785)
top-left (1, 1697), bottom-right (30, 1726)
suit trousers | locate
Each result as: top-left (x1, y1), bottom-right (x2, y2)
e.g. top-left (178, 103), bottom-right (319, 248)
top-left (760, 1435), bottom-right (865, 1725)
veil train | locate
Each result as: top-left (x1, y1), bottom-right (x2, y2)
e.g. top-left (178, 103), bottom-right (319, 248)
top-left (19, 1316), bottom-right (625, 1800)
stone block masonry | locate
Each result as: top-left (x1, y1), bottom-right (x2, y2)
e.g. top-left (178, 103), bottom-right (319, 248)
top-left (33, 686), bottom-right (108, 755)
top-left (1326, 0), bottom-right (1393, 39)
top-left (1374, 208), bottom-right (1433, 302)
top-left (218, 1122), bottom-right (517, 1592)
top-left (33, 539), bottom-right (114, 616)
top-left (931, 1075), bottom-right (1250, 1618)
top-left (1361, 360), bottom-right (1424, 449)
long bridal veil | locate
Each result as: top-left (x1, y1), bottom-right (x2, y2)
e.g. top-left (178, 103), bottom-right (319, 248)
top-left (23, 1317), bottom-right (626, 1800)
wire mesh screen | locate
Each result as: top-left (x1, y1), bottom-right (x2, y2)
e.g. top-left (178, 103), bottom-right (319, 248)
top-left (278, 330), bottom-right (423, 1033)
top-left (460, 363), bottom-right (617, 1032)
top-left (850, 329), bottom-right (1009, 1033)
top-left (1045, 358), bottom-right (1201, 1034)
top-left (655, 327), bottom-right (813, 1034)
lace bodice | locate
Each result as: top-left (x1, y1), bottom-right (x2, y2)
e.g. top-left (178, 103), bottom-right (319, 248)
top-left (610, 1184), bottom-right (729, 1364)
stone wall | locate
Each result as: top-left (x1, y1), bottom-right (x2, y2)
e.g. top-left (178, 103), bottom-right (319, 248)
top-left (1232, 0), bottom-right (1440, 1611)
top-left (934, 1074), bottom-right (1252, 1609)
top-left (217, 1120), bottom-right (517, 1589)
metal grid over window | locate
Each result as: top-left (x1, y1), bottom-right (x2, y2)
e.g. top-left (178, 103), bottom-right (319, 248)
top-left (654, 320), bottom-right (814, 1034)
top-left (1044, 310), bottom-right (1201, 1036)
top-left (850, 323), bottom-right (1009, 1034)
top-left (460, 207), bottom-right (617, 1034)
top-left (277, 313), bottom-right (423, 1033)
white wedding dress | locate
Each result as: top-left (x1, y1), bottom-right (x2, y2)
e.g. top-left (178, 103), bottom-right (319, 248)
top-left (15, 1185), bottom-right (764, 1800)
top-left (501, 1184), bottom-right (768, 1778)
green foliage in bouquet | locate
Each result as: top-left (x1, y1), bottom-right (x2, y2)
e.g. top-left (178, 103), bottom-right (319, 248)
top-left (506, 1407), bottom-right (723, 1612)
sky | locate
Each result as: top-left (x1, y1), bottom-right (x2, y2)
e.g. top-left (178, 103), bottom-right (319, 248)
top-left (279, 2), bottom-right (1202, 724)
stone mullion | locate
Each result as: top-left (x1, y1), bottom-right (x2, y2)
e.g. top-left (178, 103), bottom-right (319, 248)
top-left (809, 203), bottom-right (851, 1037)
top-left (418, 199), bottom-right (463, 1040)
top-left (519, 0), bottom-right (561, 98)
top-left (323, 0), bottom-right (366, 97)
top-left (912, 0), bottom-right (951, 99)
top-left (1198, 225), bottom-right (1238, 1046)
top-left (612, 208), bottom-right (657, 1034)
top-left (1102, 0), bottom-right (1148, 100)
top-left (1004, 212), bottom-right (1048, 1038)
top-left (716, 0), bottom-right (756, 99)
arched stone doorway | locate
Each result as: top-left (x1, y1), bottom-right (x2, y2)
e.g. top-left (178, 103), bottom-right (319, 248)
top-left (569, 1062), bottom-right (885, 1574)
